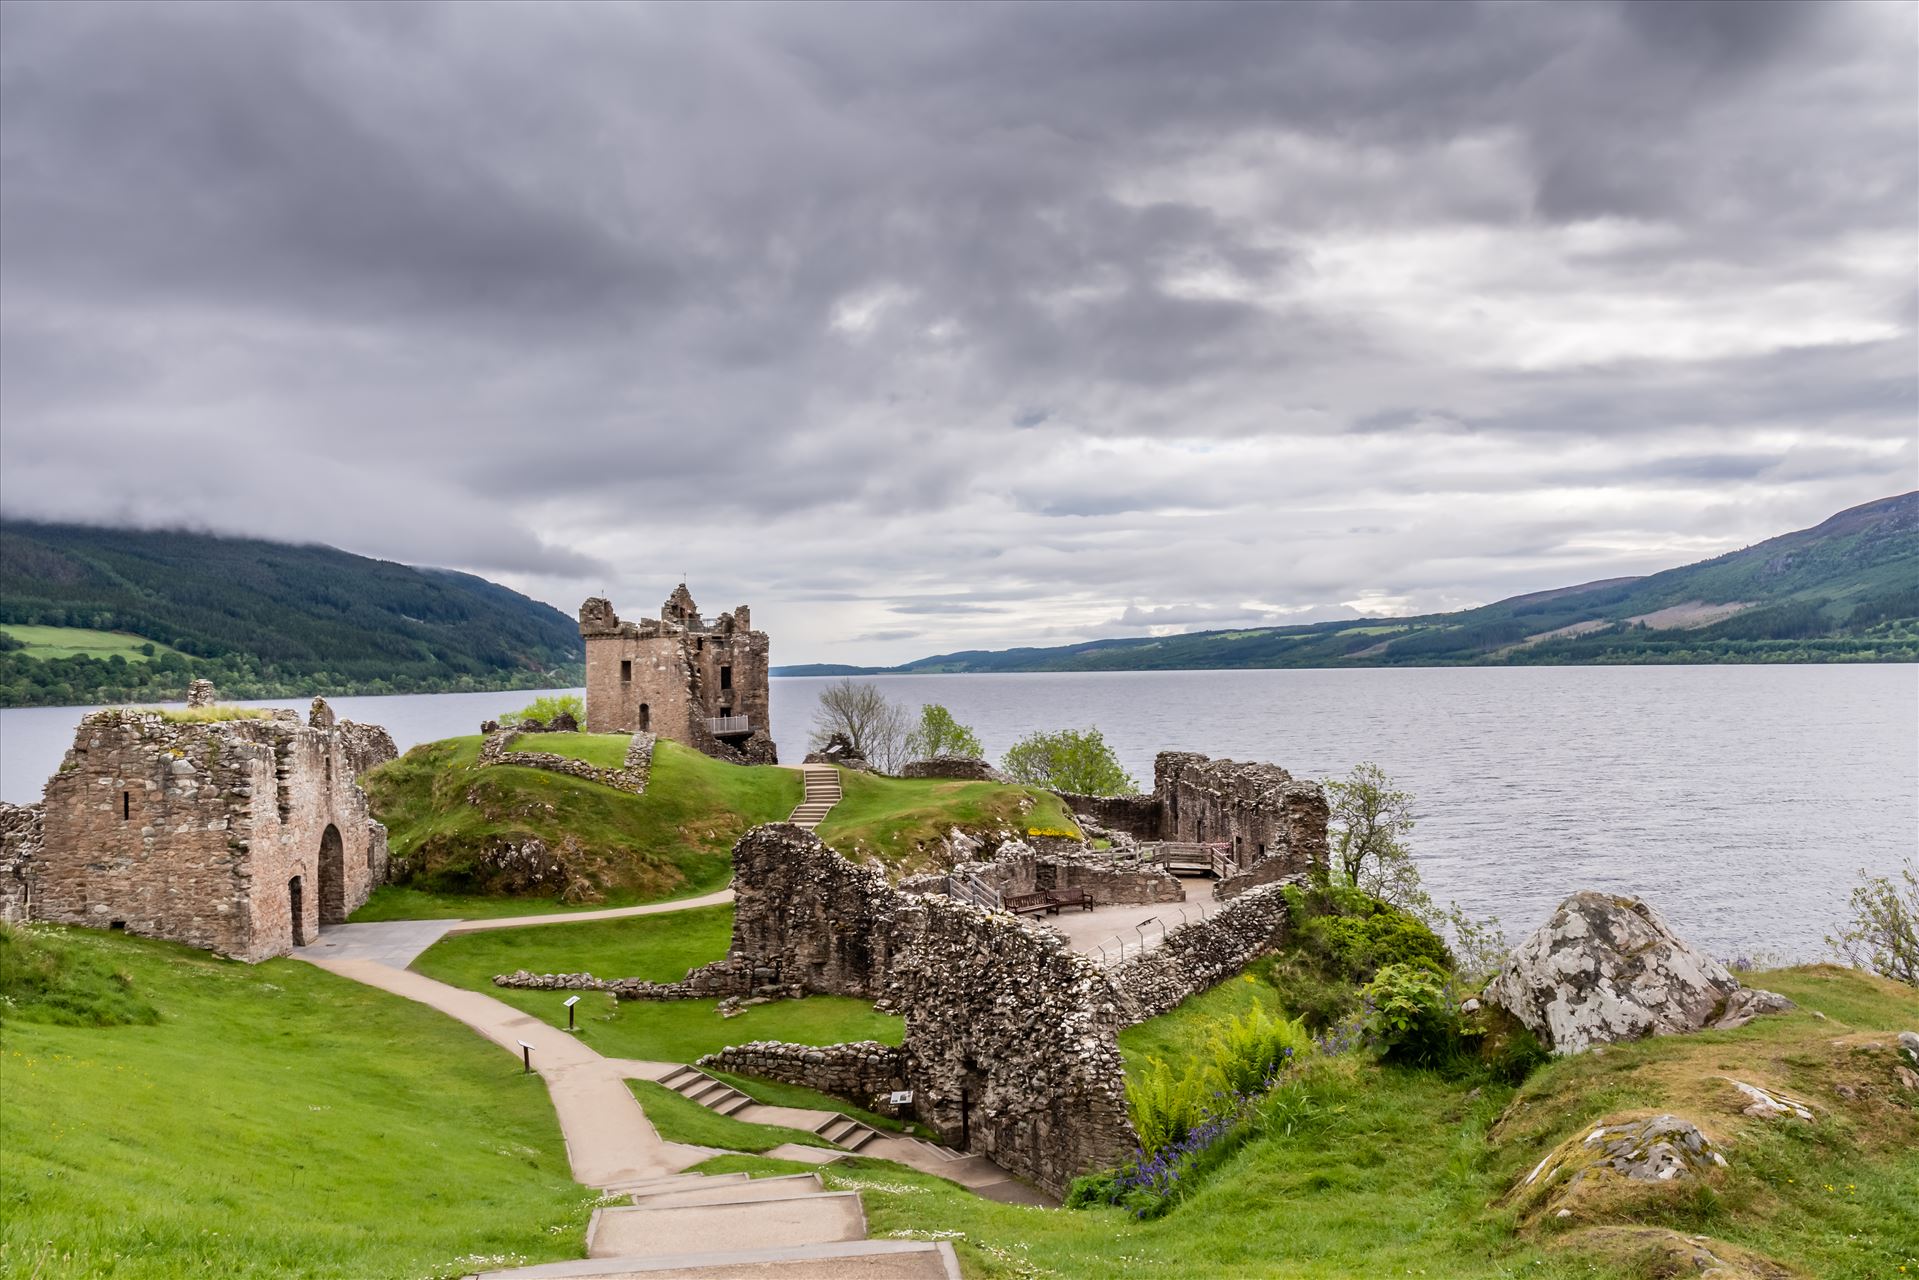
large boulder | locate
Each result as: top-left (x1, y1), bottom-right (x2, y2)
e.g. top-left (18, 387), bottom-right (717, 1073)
top-left (1486, 891), bottom-right (1790, 1055)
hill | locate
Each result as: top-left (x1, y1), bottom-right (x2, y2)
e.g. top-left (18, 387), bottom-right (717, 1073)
top-left (0, 521), bottom-right (585, 706)
top-left (776, 492), bottom-right (1919, 674)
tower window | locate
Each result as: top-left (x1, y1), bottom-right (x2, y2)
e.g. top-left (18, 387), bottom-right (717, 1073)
top-left (620, 659), bottom-right (632, 683)
top-left (720, 665), bottom-right (732, 690)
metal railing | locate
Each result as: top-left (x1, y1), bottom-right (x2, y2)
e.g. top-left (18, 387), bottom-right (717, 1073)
top-left (1088, 900), bottom-right (1214, 967)
top-left (948, 871), bottom-right (1004, 912)
top-left (706, 715), bottom-right (751, 735)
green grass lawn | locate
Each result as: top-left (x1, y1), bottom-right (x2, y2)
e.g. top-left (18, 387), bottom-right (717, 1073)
top-left (1117, 971), bottom-right (1285, 1080)
top-left (0, 924), bottom-right (595, 1280)
top-left (0, 624), bottom-right (184, 662)
top-left (356, 737), bottom-right (802, 916)
top-left (626, 1080), bottom-right (833, 1152)
top-left (411, 907), bottom-right (903, 1064)
top-left (815, 770), bottom-right (1082, 874)
top-left (510, 731), bottom-right (634, 769)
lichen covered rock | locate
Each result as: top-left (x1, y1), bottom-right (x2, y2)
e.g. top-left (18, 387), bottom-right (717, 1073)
top-left (1486, 891), bottom-right (1790, 1054)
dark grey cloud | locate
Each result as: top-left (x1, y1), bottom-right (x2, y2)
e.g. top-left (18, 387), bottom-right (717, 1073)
top-left (1, 0), bottom-right (1913, 661)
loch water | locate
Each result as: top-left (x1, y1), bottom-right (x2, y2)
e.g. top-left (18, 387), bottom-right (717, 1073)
top-left (2, 664), bottom-right (1912, 959)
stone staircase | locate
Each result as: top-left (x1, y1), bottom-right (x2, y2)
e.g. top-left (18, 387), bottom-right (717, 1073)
top-left (657, 1064), bottom-right (753, 1116)
top-left (477, 1170), bottom-right (959, 1279)
top-left (811, 1110), bottom-right (886, 1153)
top-left (789, 765), bottom-right (842, 830)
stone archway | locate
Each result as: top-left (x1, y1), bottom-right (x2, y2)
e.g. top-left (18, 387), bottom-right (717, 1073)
top-left (317, 824), bottom-right (347, 926)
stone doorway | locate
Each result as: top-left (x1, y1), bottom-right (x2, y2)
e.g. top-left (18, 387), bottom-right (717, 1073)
top-left (317, 824), bottom-right (346, 926)
top-left (289, 876), bottom-right (305, 946)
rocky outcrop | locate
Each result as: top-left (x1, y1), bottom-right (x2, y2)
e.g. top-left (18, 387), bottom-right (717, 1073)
top-left (1486, 892), bottom-right (1792, 1055)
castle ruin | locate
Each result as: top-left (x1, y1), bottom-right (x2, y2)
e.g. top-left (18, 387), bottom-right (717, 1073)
top-left (578, 586), bottom-right (777, 764)
top-left (2, 696), bottom-right (396, 961)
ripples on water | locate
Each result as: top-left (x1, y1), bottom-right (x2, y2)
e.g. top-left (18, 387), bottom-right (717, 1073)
top-left (2, 665), bottom-right (1912, 958)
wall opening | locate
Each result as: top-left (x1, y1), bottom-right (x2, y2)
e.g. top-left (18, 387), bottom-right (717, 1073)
top-left (720, 665), bottom-right (732, 690)
top-left (638, 703), bottom-right (650, 732)
top-left (122, 791), bottom-right (130, 820)
top-left (289, 876), bottom-right (306, 947)
top-left (318, 824), bottom-right (347, 926)
top-left (109, 920), bottom-right (126, 931)
top-left (620, 659), bottom-right (632, 683)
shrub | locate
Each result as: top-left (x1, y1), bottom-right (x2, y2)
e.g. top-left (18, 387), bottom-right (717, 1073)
top-left (1826, 859), bottom-right (1917, 987)
top-left (1260, 953), bottom-right (1362, 1032)
top-left (1360, 963), bottom-right (1462, 1068)
top-left (1284, 883), bottom-right (1453, 982)
top-left (903, 703), bottom-right (982, 760)
top-left (1202, 1002), bottom-right (1313, 1095)
top-left (1000, 727), bottom-right (1136, 796)
top-left (1126, 1005), bottom-right (1314, 1153)
top-left (502, 693), bottom-right (584, 730)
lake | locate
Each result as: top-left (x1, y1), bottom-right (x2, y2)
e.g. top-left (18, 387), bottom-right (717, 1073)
top-left (3, 665), bottom-right (1913, 959)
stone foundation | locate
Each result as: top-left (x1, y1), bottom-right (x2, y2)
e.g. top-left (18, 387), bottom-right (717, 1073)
top-left (478, 730), bottom-right (654, 795)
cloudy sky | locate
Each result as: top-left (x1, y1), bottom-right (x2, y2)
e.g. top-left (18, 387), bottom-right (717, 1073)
top-left (1, 0), bottom-right (1913, 665)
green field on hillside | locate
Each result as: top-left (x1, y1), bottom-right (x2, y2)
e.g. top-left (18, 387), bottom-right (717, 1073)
top-left (815, 769), bottom-right (1081, 873)
top-left (0, 623), bottom-right (184, 662)
top-left (357, 738), bottom-right (802, 915)
top-left (700, 964), bottom-right (1919, 1279)
top-left (411, 906), bottom-right (903, 1063)
top-left (0, 924), bottom-right (593, 1280)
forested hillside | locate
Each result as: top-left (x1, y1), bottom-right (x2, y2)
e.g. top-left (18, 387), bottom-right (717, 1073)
top-left (778, 492), bottom-right (1919, 675)
top-left (0, 523), bottom-right (583, 707)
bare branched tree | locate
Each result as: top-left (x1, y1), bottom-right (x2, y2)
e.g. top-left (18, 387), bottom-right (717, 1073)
top-left (809, 679), bottom-right (910, 773)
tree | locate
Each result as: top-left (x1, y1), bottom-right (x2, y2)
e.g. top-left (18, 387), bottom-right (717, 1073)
top-left (1826, 860), bottom-right (1918, 987)
top-left (502, 692), bottom-right (584, 729)
top-left (1325, 762), bottom-right (1509, 980)
top-left (1000, 728), bottom-right (1136, 796)
top-left (904, 703), bottom-right (983, 761)
top-left (809, 679), bottom-right (910, 772)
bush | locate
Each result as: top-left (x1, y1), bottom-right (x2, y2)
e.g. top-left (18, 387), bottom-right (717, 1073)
top-left (1260, 953), bottom-right (1362, 1033)
top-left (1285, 883), bottom-right (1453, 982)
top-left (502, 693), bottom-right (584, 729)
top-left (1000, 727), bottom-right (1136, 796)
top-left (1360, 963), bottom-right (1462, 1069)
top-left (1126, 1004), bottom-right (1314, 1153)
top-left (1826, 860), bottom-right (1917, 987)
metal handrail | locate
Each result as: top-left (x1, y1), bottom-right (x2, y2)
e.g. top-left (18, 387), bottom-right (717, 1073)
top-left (706, 715), bottom-right (751, 734)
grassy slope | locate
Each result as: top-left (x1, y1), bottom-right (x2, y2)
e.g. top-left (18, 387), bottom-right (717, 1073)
top-left (355, 738), bottom-right (802, 917)
top-left (514, 731), bottom-right (634, 769)
top-left (411, 907), bottom-right (903, 1063)
top-left (626, 1080), bottom-right (832, 1152)
top-left (0, 925), bottom-right (592, 1280)
top-left (0, 624), bottom-right (184, 662)
top-left (815, 769), bottom-right (1081, 874)
top-left (701, 965), bottom-right (1918, 1280)
top-left (1116, 972), bottom-right (1284, 1081)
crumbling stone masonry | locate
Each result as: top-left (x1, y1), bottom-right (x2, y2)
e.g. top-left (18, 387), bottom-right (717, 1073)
top-left (23, 699), bottom-right (396, 962)
top-left (0, 801), bottom-right (43, 923)
top-left (478, 729), bottom-right (655, 795)
top-left (1059, 751), bottom-right (1330, 886)
top-left (698, 1040), bottom-right (905, 1105)
top-left (579, 585), bottom-right (777, 764)
top-left (1108, 878), bottom-right (1303, 1023)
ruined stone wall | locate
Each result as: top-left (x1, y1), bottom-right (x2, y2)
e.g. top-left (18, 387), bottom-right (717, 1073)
top-left (1034, 855), bottom-right (1187, 905)
top-left (478, 729), bottom-right (654, 794)
top-left (33, 706), bottom-right (394, 962)
top-left (0, 801), bottom-right (43, 923)
top-left (1157, 753), bottom-right (1329, 875)
top-left (901, 756), bottom-right (1009, 782)
top-left (729, 824), bottom-right (901, 999)
top-left (698, 1040), bottom-right (904, 1104)
top-left (1108, 881), bottom-right (1299, 1025)
top-left (1053, 790), bottom-right (1164, 840)
top-left (887, 892), bottom-right (1137, 1195)
top-left (1214, 854), bottom-right (1312, 902)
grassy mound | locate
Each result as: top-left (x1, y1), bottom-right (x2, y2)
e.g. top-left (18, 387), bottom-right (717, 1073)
top-left (356, 737), bottom-right (802, 918)
top-left (411, 907), bottom-right (903, 1063)
top-left (511, 731), bottom-right (633, 769)
top-left (1, 922), bottom-right (160, 1026)
top-left (694, 964), bottom-right (1918, 1279)
top-left (813, 769), bottom-right (1082, 874)
top-left (0, 926), bottom-right (593, 1280)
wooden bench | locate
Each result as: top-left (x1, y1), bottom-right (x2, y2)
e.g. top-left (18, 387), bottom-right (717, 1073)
top-left (1046, 887), bottom-right (1095, 913)
top-left (1005, 892), bottom-right (1054, 917)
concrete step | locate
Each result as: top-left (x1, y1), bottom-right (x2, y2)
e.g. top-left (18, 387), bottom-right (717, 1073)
top-left (711, 1093), bottom-right (753, 1117)
top-left (588, 1192), bottom-right (866, 1259)
top-left (599, 1172), bottom-right (741, 1197)
top-left (633, 1174), bottom-right (823, 1208)
top-left (814, 1115), bottom-right (884, 1151)
top-left (475, 1239), bottom-right (960, 1279)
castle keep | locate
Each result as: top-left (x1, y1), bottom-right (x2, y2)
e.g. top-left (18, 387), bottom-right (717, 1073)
top-left (2, 694), bottom-right (395, 961)
top-left (578, 586), bottom-right (777, 764)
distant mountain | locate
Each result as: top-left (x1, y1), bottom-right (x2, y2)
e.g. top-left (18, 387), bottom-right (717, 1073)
top-left (0, 522), bottom-right (584, 707)
top-left (773, 493), bottom-right (1919, 676)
